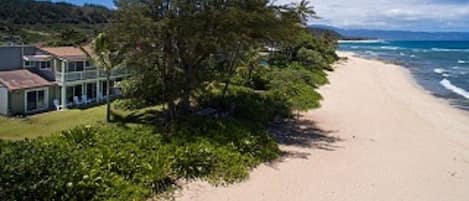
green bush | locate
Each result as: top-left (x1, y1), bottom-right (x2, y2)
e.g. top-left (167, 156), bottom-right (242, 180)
top-left (202, 86), bottom-right (291, 124)
top-left (0, 119), bottom-right (280, 201)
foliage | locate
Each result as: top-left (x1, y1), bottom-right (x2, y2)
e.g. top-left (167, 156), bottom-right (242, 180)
top-left (201, 85), bottom-right (291, 124)
top-left (266, 67), bottom-right (324, 112)
top-left (0, 0), bottom-right (111, 24)
top-left (113, 0), bottom-right (313, 118)
top-left (113, 99), bottom-right (152, 111)
top-left (0, 120), bottom-right (280, 201)
top-left (0, 1), bottom-right (340, 201)
top-left (118, 72), bottom-right (164, 106)
top-left (81, 33), bottom-right (127, 123)
top-left (0, 0), bottom-right (111, 44)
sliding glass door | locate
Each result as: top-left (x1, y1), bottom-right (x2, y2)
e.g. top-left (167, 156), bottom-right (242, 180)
top-left (66, 85), bottom-right (83, 104)
top-left (86, 83), bottom-right (97, 100)
top-left (26, 89), bottom-right (48, 112)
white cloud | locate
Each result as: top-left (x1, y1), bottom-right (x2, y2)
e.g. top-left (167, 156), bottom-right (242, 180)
top-left (276, 0), bottom-right (469, 31)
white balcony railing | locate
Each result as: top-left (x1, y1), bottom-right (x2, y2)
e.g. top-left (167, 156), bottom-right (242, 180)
top-left (56, 68), bottom-right (130, 83)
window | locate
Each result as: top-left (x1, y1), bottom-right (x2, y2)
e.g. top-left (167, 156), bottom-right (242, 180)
top-left (39, 61), bottom-right (51, 70)
top-left (76, 61), bottom-right (84, 71)
top-left (85, 61), bottom-right (96, 70)
top-left (26, 91), bottom-right (37, 111)
top-left (24, 61), bottom-right (32, 67)
top-left (26, 89), bottom-right (47, 112)
top-left (67, 61), bottom-right (85, 72)
top-left (67, 62), bottom-right (76, 72)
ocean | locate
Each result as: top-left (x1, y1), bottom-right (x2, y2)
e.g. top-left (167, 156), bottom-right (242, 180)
top-left (339, 40), bottom-right (469, 111)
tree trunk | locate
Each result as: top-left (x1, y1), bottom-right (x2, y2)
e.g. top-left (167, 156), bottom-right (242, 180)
top-left (167, 100), bottom-right (176, 122)
top-left (106, 72), bottom-right (112, 123)
top-left (181, 64), bottom-right (194, 114)
top-left (221, 46), bottom-right (241, 99)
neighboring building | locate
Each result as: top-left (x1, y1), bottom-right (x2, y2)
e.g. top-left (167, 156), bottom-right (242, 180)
top-left (0, 45), bottom-right (130, 116)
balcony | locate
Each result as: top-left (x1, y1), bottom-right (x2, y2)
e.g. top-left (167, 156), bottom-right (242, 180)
top-left (56, 68), bottom-right (130, 83)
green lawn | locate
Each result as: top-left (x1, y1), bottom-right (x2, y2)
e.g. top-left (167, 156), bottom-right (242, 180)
top-left (0, 106), bottom-right (108, 140)
top-left (0, 104), bottom-right (164, 140)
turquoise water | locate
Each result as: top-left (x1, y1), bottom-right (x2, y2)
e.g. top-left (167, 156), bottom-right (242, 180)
top-left (339, 40), bottom-right (469, 110)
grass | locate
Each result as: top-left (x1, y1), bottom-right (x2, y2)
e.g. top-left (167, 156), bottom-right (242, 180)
top-left (0, 104), bottom-right (165, 140)
top-left (0, 106), bottom-right (107, 140)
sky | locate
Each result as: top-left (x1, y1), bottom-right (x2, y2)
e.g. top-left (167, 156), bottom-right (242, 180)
top-left (56, 0), bottom-right (469, 32)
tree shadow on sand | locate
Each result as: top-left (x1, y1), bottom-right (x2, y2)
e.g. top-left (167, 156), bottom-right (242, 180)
top-left (268, 116), bottom-right (342, 166)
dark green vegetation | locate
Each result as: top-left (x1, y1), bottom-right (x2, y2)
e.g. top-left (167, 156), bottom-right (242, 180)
top-left (0, 0), bottom-right (339, 200)
top-left (0, 119), bottom-right (279, 201)
top-left (0, 0), bottom-right (111, 45)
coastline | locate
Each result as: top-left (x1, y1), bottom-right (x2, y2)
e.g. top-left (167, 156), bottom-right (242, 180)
top-left (338, 51), bottom-right (469, 116)
top-left (175, 52), bottom-right (469, 201)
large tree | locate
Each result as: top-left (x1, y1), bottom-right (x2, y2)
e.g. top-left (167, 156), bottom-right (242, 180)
top-left (112, 0), bottom-right (315, 121)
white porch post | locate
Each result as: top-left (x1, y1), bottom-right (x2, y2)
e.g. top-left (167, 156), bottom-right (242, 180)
top-left (61, 86), bottom-right (67, 109)
top-left (61, 61), bottom-right (67, 109)
top-left (82, 83), bottom-right (85, 98)
top-left (96, 81), bottom-right (101, 102)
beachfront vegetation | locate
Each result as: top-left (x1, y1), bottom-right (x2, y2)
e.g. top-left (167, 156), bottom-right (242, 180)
top-left (0, 0), bottom-right (339, 200)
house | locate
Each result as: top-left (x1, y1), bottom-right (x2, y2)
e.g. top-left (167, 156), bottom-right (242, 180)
top-left (0, 45), bottom-right (130, 116)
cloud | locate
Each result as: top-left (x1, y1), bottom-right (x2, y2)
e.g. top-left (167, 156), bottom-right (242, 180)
top-left (276, 0), bottom-right (469, 31)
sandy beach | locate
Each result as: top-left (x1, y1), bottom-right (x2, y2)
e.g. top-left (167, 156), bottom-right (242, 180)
top-left (175, 52), bottom-right (469, 201)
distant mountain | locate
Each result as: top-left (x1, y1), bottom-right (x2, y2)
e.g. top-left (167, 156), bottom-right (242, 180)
top-left (307, 27), bottom-right (370, 41)
top-left (307, 27), bottom-right (342, 39)
top-left (310, 25), bottom-right (469, 41)
top-left (0, 0), bottom-right (113, 45)
top-left (0, 0), bottom-right (112, 24)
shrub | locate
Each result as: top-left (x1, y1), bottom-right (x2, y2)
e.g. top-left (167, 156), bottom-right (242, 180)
top-left (202, 86), bottom-right (291, 124)
top-left (0, 120), bottom-right (280, 200)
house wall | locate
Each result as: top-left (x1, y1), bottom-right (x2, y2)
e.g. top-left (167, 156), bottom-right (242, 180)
top-left (0, 46), bottom-right (36, 70)
top-left (9, 90), bottom-right (24, 115)
top-left (0, 86), bottom-right (8, 115)
top-left (8, 86), bottom-right (59, 115)
top-left (29, 59), bottom-right (57, 81)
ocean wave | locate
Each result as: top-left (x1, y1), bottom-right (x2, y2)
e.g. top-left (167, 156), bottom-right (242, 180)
top-left (410, 54), bottom-right (416, 58)
top-left (434, 68), bottom-right (446, 74)
top-left (410, 49), bottom-right (429, 53)
top-left (431, 48), bottom-right (469, 52)
top-left (440, 79), bottom-right (469, 99)
top-left (457, 60), bottom-right (468, 64)
top-left (364, 50), bottom-right (378, 56)
top-left (380, 46), bottom-right (401, 50)
top-left (338, 40), bottom-right (386, 44)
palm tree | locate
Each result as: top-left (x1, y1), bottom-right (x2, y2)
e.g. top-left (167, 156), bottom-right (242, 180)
top-left (80, 33), bottom-right (125, 123)
top-left (294, 0), bottom-right (319, 24)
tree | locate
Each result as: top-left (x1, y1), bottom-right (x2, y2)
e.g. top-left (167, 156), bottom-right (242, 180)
top-left (112, 0), bottom-right (309, 121)
top-left (80, 32), bottom-right (126, 123)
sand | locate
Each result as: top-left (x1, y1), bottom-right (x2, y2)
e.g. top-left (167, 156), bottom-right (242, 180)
top-left (175, 52), bottom-right (469, 201)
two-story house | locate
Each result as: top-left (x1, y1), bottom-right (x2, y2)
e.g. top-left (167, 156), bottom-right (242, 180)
top-left (0, 45), bottom-right (130, 116)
